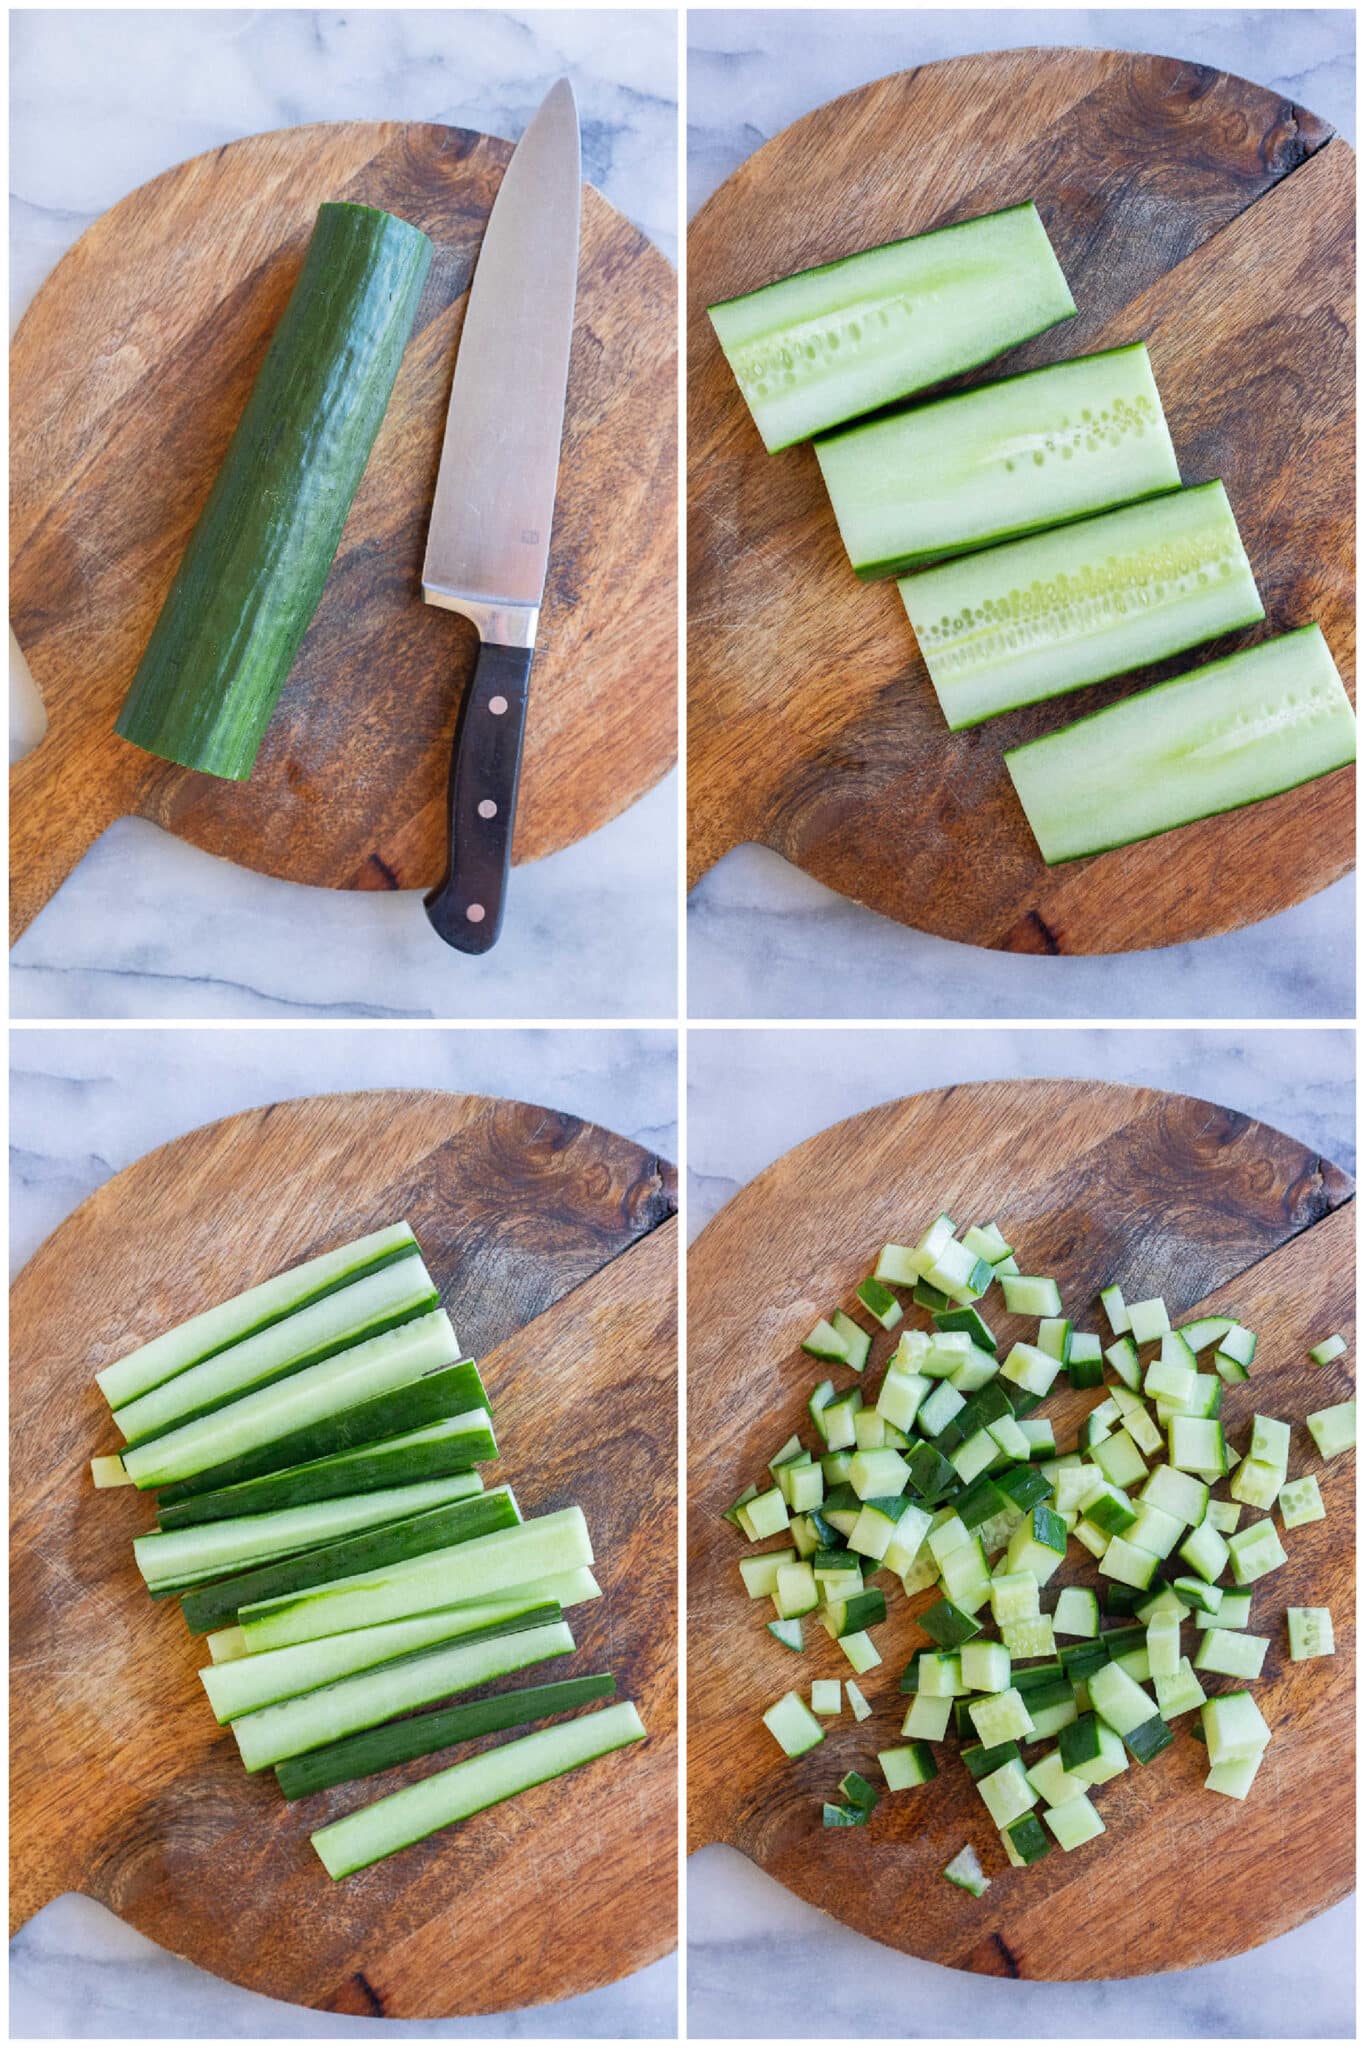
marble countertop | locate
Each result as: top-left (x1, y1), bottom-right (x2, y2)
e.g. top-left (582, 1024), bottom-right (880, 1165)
top-left (9, 1025), bottom-right (678, 2038)
top-left (687, 1024), bottom-right (1355, 2037)
top-left (686, 8), bottom-right (1356, 1022)
top-left (10, 7), bottom-right (678, 1021)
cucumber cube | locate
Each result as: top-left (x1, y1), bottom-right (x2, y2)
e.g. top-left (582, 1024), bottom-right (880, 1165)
top-left (1308, 1333), bottom-right (1347, 1366)
top-left (1169, 1416), bottom-right (1226, 1478)
top-left (1000, 1339), bottom-right (1063, 1397)
top-left (879, 1742), bottom-right (938, 1790)
top-left (1196, 1590), bottom-right (1250, 1631)
top-left (1171, 1576), bottom-right (1221, 1615)
top-left (856, 1275), bottom-right (904, 1330)
top-left (989, 1570), bottom-right (1041, 1627)
top-left (1229, 1454), bottom-right (1284, 1512)
top-left (1071, 1518), bottom-right (1110, 1561)
top-left (763, 1690), bottom-right (825, 1757)
top-left (1194, 1628), bottom-right (1268, 1680)
top-left (811, 1679), bottom-right (842, 1716)
top-left (1178, 1517), bottom-right (1229, 1584)
top-left (950, 1429), bottom-right (1001, 1485)
top-left (1249, 1414), bottom-right (1291, 1472)
top-left (1043, 1793), bottom-right (1105, 1850)
top-left (831, 1310), bottom-right (872, 1372)
top-left (1004, 1504), bottom-right (1068, 1586)
top-left (1127, 1297), bottom-right (1171, 1345)
top-left (917, 1652), bottom-right (963, 1699)
top-left (1306, 1400), bottom-right (1356, 1460)
top-left (902, 1691), bottom-right (953, 1740)
top-left (1000, 1275), bottom-right (1063, 1318)
top-left (1287, 1605), bottom-right (1335, 1661)
top-left (774, 1561), bottom-right (819, 1618)
top-left (852, 1409), bottom-right (887, 1450)
top-left (1070, 1720), bottom-right (1128, 1786)
top-left (1100, 1284), bottom-right (1130, 1334)
top-left (787, 1463), bottom-right (826, 1513)
top-left (1088, 1660), bottom-right (1158, 1738)
top-left (1144, 1352), bottom-right (1194, 1404)
top-left (1278, 1475), bottom-right (1325, 1529)
top-left (1002, 1814), bottom-right (1052, 1866)
top-left (849, 1447), bottom-right (911, 1500)
top-left (943, 1843), bottom-right (991, 1895)
top-left (1099, 1535), bottom-right (1160, 1591)
top-left (846, 1679), bottom-right (873, 1721)
top-left (1126, 1501), bottom-right (1184, 1559)
top-left (918, 1380), bottom-right (966, 1438)
top-left (839, 1629), bottom-right (883, 1674)
top-left (874, 1244), bottom-right (921, 1288)
top-left (1227, 1518), bottom-right (1288, 1587)
top-left (877, 1368), bottom-right (930, 1434)
top-left (1036, 1316), bottom-right (1073, 1363)
top-left (1146, 1610), bottom-right (1181, 1680)
top-left (1217, 1323), bottom-right (1258, 1368)
top-left (959, 1639), bottom-right (1011, 1693)
top-left (1206, 1497), bottom-right (1241, 1534)
top-left (1052, 1586), bottom-right (1099, 1639)
top-left (963, 1221), bottom-right (1012, 1263)
top-left (745, 1486), bottom-right (790, 1539)
top-left (1026, 1749), bottom-right (1087, 1809)
top-left (939, 1536), bottom-right (993, 1615)
top-left (1002, 1615), bottom-right (1055, 1659)
top-left (1140, 1464), bottom-right (1208, 1527)
top-left (977, 1756), bottom-right (1038, 1829)
top-left (1154, 1656), bottom-right (1206, 1719)
top-left (1105, 1335), bottom-right (1141, 1388)
top-left (802, 1318), bottom-right (849, 1363)
top-left (919, 1597), bottom-right (982, 1649)
top-left (968, 1687), bottom-right (1035, 1747)
top-left (1205, 1751), bottom-right (1266, 1799)
top-left (1090, 1430), bottom-right (1148, 1491)
top-left (1201, 1689), bottom-right (1271, 1766)
top-left (739, 1548), bottom-right (795, 1598)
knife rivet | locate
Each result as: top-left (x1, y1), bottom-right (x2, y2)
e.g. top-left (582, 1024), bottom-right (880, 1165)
top-left (466, 904), bottom-right (486, 923)
top-left (488, 695), bottom-right (509, 716)
top-left (478, 799), bottom-right (498, 819)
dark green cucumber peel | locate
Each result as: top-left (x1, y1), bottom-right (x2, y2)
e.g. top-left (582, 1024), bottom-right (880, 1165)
top-left (155, 1359), bottom-right (490, 1506)
top-left (276, 1671), bottom-right (616, 1800)
top-left (116, 202), bottom-right (433, 779)
top-left (157, 1421), bottom-right (495, 1529)
top-left (179, 1486), bottom-right (519, 1634)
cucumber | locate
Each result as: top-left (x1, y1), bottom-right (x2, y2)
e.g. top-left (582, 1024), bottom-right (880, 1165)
top-left (816, 344), bottom-right (1179, 580)
top-left (135, 1470), bottom-right (484, 1592)
top-left (275, 1672), bottom-right (616, 1800)
top-left (904, 481), bottom-right (1263, 730)
top-left (708, 201), bottom-right (1074, 453)
top-left (179, 1486), bottom-right (520, 1634)
top-left (116, 203), bottom-right (432, 778)
top-left (113, 1255), bottom-right (441, 1446)
top-left (96, 1222), bottom-right (419, 1409)
top-left (1005, 625), bottom-right (1355, 865)
top-left (122, 1308), bottom-right (461, 1490)
top-left (310, 1700), bottom-right (647, 1879)
top-left (154, 1358), bottom-right (489, 1505)
top-left (156, 1412), bottom-right (496, 1527)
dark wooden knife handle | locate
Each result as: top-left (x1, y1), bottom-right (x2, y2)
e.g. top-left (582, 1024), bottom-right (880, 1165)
top-left (424, 640), bottom-right (533, 954)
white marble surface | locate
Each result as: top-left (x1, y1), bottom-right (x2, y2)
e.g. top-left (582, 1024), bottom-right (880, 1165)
top-left (10, 7), bottom-right (679, 1020)
top-left (686, 8), bottom-right (1357, 1021)
top-left (687, 1025), bottom-right (1354, 2037)
top-left (9, 1025), bottom-right (678, 2037)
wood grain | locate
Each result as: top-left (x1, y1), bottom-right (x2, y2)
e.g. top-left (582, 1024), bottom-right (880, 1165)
top-left (11, 1091), bottom-right (678, 2016)
top-left (688, 51), bottom-right (1355, 951)
top-left (688, 1080), bottom-right (1354, 1978)
top-left (10, 120), bottom-right (677, 943)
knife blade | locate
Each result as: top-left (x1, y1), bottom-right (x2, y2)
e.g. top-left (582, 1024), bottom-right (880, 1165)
top-left (421, 77), bottom-right (581, 953)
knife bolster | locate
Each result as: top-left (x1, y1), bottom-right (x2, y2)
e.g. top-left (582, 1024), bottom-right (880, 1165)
top-left (421, 589), bottom-right (540, 651)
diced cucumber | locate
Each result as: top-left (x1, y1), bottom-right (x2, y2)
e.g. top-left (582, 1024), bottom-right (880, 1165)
top-left (1168, 1417), bottom-right (1226, 1479)
top-left (745, 1485), bottom-right (791, 1539)
top-left (767, 1617), bottom-right (804, 1652)
top-left (1043, 1793), bottom-right (1105, 1851)
top-left (1104, 1336), bottom-right (1141, 1391)
top-left (803, 1318), bottom-right (851, 1364)
top-left (1091, 1431), bottom-right (1148, 1492)
top-left (943, 1843), bottom-right (991, 1896)
top-left (1227, 1518), bottom-right (1288, 1587)
top-left (1171, 1576), bottom-right (1221, 1616)
top-left (1308, 1334), bottom-right (1347, 1367)
top-left (1206, 1498), bottom-right (1241, 1535)
top-left (1287, 1606), bottom-right (1335, 1661)
top-left (1087, 1661), bottom-right (1158, 1739)
top-left (1230, 1455), bottom-right (1285, 1512)
top-left (1052, 1586), bottom-right (1099, 1639)
top-left (880, 1742), bottom-right (939, 1790)
top-left (811, 1679), bottom-right (843, 1717)
top-left (877, 1367), bottom-right (930, 1434)
top-left (902, 1690), bottom-right (953, 1741)
top-left (1140, 1464), bottom-right (1208, 1527)
top-left (1000, 1276), bottom-right (1063, 1318)
top-left (1154, 1657), bottom-right (1207, 1720)
top-left (1306, 1400), bottom-right (1356, 1460)
top-left (774, 1561), bottom-right (819, 1619)
top-left (1002, 1814), bottom-right (1052, 1867)
top-left (990, 1570), bottom-right (1041, 1627)
top-left (1194, 1628), bottom-right (1268, 1681)
top-left (831, 1311), bottom-right (872, 1373)
top-left (1249, 1415), bottom-right (1291, 1472)
top-left (846, 1679), bottom-right (873, 1721)
top-left (1205, 1750), bottom-right (1266, 1800)
top-left (1201, 1690), bottom-right (1271, 1766)
top-left (1278, 1475), bottom-right (1325, 1529)
top-left (1178, 1518), bottom-right (1229, 1585)
top-left (856, 1276), bottom-right (904, 1330)
top-left (977, 1756), bottom-right (1039, 1829)
top-left (968, 1687), bottom-right (1035, 1747)
top-left (874, 1245), bottom-right (922, 1288)
top-left (764, 1690), bottom-right (826, 1757)
top-left (840, 1629), bottom-right (882, 1674)
top-left (1178, 1316), bottom-right (1232, 1354)
top-left (740, 1548), bottom-right (796, 1599)
top-left (1195, 1589), bottom-right (1250, 1632)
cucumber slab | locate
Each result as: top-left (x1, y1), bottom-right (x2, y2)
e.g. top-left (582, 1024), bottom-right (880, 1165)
top-left (155, 1358), bottom-right (489, 1506)
top-left (311, 1699), bottom-right (647, 1879)
top-left (180, 1484), bottom-right (521, 1634)
top-left (817, 344), bottom-right (1179, 580)
top-left (902, 481), bottom-right (1263, 730)
top-left (96, 1222), bottom-right (419, 1410)
top-left (231, 1617), bottom-right (577, 1771)
top-left (113, 1254), bottom-right (441, 1446)
top-left (1006, 624), bottom-right (1356, 865)
top-left (123, 1308), bottom-right (461, 1491)
top-left (276, 1672), bottom-right (617, 1799)
top-left (156, 1412), bottom-right (496, 1527)
top-left (116, 202), bottom-right (433, 779)
top-left (708, 201), bottom-right (1075, 453)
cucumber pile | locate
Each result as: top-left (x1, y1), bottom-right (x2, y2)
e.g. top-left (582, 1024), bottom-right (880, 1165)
top-left (91, 1221), bottom-right (646, 1879)
top-left (730, 1211), bottom-right (1353, 1879)
top-left (712, 202), bottom-right (1354, 863)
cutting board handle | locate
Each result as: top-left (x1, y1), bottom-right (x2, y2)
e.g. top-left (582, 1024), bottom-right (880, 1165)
top-left (10, 734), bottom-right (133, 945)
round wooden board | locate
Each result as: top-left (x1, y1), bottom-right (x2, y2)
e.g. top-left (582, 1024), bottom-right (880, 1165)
top-left (687, 51), bottom-right (1355, 953)
top-left (688, 1080), bottom-right (1355, 1978)
top-left (11, 1091), bottom-right (678, 2017)
top-left (10, 120), bottom-right (677, 942)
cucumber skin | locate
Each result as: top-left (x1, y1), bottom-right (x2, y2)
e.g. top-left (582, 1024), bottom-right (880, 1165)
top-left (116, 202), bottom-right (432, 779)
top-left (157, 1422), bottom-right (495, 1528)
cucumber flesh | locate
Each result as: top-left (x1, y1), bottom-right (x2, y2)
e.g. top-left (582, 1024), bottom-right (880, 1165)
top-left (817, 344), bottom-right (1179, 580)
top-left (1005, 624), bottom-right (1355, 864)
top-left (708, 201), bottom-right (1075, 452)
top-left (904, 481), bottom-right (1263, 730)
top-left (311, 1700), bottom-right (646, 1879)
top-left (116, 203), bottom-right (432, 778)
top-left (95, 1222), bottom-right (418, 1410)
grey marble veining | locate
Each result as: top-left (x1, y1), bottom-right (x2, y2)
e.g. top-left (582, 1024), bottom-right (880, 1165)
top-left (687, 8), bottom-right (1356, 1021)
top-left (9, 1025), bottom-right (678, 2037)
top-left (10, 7), bottom-right (678, 1020)
top-left (687, 1025), bottom-right (1354, 2036)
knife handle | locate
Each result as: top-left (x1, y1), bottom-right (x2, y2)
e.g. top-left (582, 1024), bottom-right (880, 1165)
top-left (424, 640), bottom-right (533, 954)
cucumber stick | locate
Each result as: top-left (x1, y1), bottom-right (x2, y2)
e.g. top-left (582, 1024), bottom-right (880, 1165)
top-left (817, 344), bottom-right (1179, 580)
top-left (201, 1598), bottom-right (563, 1722)
top-left (276, 1673), bottom-right (617, 1800)
top-left (708, 202), bottom-right (1074, 453)
top-left (239, 1505), bottom-right (594, 1651)
top-left (122, 1307), bottom-right (460, 1490)
top-left (231, 1618), bottom-right (577, 1771)
top-left (156, 1412), bottom-right (496, 1527)
top-left (116, 203), bottom-right (432, 779)
top-left (1006, 625), bottom-right (1355, 864)
top-left (97, 1223), bottom-right (419, 1409)
top-left (902, 481), bottom-right (1263, 729)
top-left (311, 1700), bottom-right (647, 1879)
top-left (154, 1357), bottom-right (489, 1505)
top-left (179, 1484), bottom-right (520, 1634)
top-left (134, 1471), bottom-right (484, 1591)
top-left (113, 1254), bottom-right (440, 1445)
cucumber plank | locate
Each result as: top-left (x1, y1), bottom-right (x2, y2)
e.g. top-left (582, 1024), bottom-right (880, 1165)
top-left (709, 202), bottom-right (1075, 452)
top-left (154, 1358), bottom-right (489, 1505)
top-left (816, 344), bottom-right (1179, 579)
top-left (96, 1221), bottom-right (419, 1410)
top-left (902, 481), bottom-right (1264, 729)
top-left (1005, 624), bottom-right (1356, 863)
top-left (116, 202), bottom-right (433, 779)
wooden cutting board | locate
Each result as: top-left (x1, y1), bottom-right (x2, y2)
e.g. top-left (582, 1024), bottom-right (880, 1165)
top-left (10, 1090), bottom-right (678, 2017)
top-left (10, 119), bottom-right (677, 943)
top-left (688, 1080), bottom-right (1354, 1978)
top-left (688, 52), bottom-right (1355, 952)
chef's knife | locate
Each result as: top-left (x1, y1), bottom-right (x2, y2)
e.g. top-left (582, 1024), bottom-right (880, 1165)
top-left (421, 77), bottom-right (581, 952)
